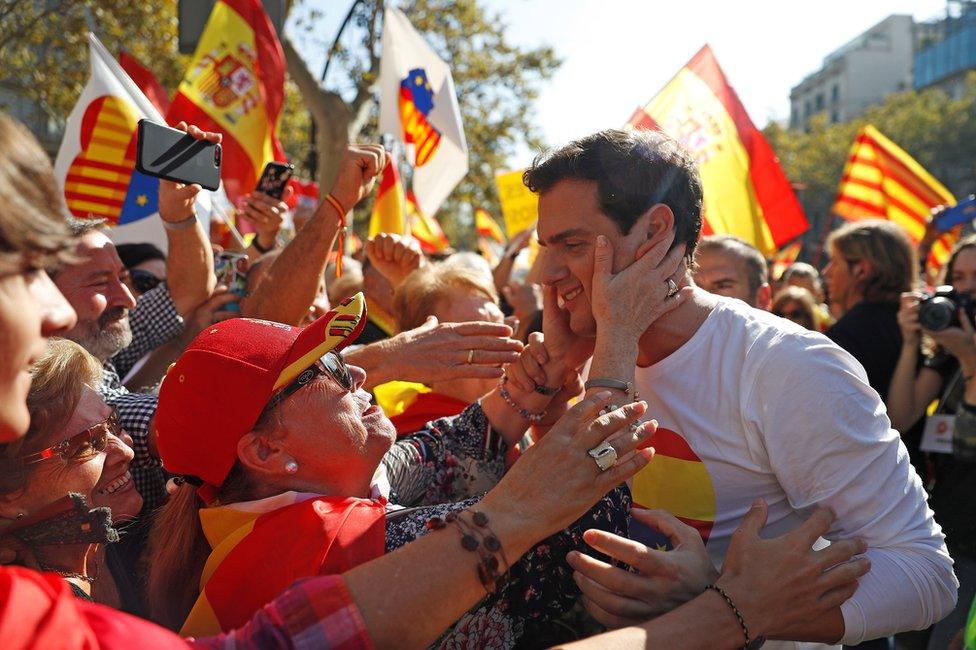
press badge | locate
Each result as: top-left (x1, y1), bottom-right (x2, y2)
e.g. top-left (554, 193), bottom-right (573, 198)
top-left (920, 414), bottom-right (955, 454)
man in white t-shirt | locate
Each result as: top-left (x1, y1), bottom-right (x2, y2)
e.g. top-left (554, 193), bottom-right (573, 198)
top-left (522, 129), bottom-right (956, 647)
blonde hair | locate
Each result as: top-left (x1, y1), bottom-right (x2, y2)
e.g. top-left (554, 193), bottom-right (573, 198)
top-left (394, 263), bottom-right (499, 332)
top-left (827, 219), bottom-right (916, 303)
top-left (0, 339), bottom-right (103, 493)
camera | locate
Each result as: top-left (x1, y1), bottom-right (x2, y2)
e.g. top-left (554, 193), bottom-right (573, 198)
top-left (918, 285), bottom-right (976, 331)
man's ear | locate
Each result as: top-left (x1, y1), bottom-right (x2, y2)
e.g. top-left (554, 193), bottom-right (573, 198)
top-left (756, 283), bottom-right (773, 311)
top-left (634, 204), bottom-right (676, 259)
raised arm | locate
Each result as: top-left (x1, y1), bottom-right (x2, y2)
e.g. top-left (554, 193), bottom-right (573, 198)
top-left (243, 145), bottom-right (387, 324)
top-left (887, 291), bottom-right (944, 431)
top-left (156, 122), bottom-right (218, 316)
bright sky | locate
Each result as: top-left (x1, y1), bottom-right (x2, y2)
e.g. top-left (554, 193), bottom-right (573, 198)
top-left (290, 0), bottom-right (949, 167)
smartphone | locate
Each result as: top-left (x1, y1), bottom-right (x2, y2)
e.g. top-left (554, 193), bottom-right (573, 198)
top-left (135, 119), bottom-right (222, 191)
top-left (255, 161), bottom-right (294, 199)
top-left (214, 250), bottom-right (249, 313)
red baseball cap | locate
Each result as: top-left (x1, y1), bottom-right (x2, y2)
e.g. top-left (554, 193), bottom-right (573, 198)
top-left (155, 293), bottom-right (366, 499)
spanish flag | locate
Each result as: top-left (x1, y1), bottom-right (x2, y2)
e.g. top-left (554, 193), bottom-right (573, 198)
top-left (475, 208), bottom-right (506, 243)
top-left (166, 0), bottom-right (286, 203)
top-left (369, 160), bottom-right (407, 237)
top-left (771, 240), bottom-right (803, 281)
top-left (180, 493), bottom-right (385, 636)
top-left (833, 125), bottom-right (957, 270)
top-left (627, 45), bottom-right (809, 256)
top-left (407, 191), bottom-right (450, 253)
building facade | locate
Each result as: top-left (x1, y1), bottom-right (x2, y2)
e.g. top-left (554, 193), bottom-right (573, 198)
top-left (914, 0), bottom-right (976, 97)
top-left (790, 15), bottom-right (916, 130)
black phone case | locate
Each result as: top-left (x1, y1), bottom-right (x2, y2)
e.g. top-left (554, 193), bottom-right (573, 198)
top-left (135, 119), bottom-right (222, 191)
top-left (255, 161), bottom-right (295, 199)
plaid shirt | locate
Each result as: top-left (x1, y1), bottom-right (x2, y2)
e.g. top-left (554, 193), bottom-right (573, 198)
top-left (189, 575), bottom-right (372, 650)
top-left (99, 284), bottom-right (184, 510)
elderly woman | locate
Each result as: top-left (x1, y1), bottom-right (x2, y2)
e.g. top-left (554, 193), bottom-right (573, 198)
top-left (0, 339), bottom-right (142, 606)
top-left (383, 263), bottom-right (532, 434)
top-left (147, 292), bottom-right (645, 646)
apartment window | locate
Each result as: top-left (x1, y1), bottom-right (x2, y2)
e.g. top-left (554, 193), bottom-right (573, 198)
top-left (804, 100), bottom-right (812, 117)
top-left (815, 93), bottom-right (825, 110)
top-left (831, 110), bottom-right (840, 123)
top-left (831, 84), bottom-right (840, 102)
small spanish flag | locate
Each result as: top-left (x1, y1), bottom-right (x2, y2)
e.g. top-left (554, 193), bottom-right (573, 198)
top-left (475, 208), bottom-right (506, 243)
top-left (833, 125), bottom-right (957, 270)
top-left (369, 160), bottom-right (407, 237)
top-left (407, 191), bottom-right (450, 253)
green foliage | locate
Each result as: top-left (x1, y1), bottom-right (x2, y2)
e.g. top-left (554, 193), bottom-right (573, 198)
top-left (764, 73), bottom-right (976, 262)
top-left (0, 1), bottom-right (187, 124)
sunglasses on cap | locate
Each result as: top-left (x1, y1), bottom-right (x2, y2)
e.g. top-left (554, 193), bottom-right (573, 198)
top-left (20, 409), bottom-right (121, 464)
top-left (263, 351), bottom-right (354, 414)
top-left (130, 269), bottom-right (162, 294)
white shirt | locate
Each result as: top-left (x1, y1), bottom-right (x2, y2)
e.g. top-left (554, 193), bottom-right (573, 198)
top-left (631, 297), bottom-right (956, 646)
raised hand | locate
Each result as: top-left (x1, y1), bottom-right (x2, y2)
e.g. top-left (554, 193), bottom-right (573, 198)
top-left (158, 122), bottom-right (221, 223)
top-left (896, 291), bottom-right (923, 346)
top-left (567, 508), bottom-right (717, 628)
top-left (242, 187), bottom-right (293, 249)
top-left (327, 144), bottom-right (388, 213)
top-left (366, 233), bottom-right (425, 287)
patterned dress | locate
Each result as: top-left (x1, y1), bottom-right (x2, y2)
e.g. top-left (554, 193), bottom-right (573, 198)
top-left (382, 404), bottom-right (631, 649)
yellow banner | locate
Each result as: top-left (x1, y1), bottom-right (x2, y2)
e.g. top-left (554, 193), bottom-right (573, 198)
top-left (495, 169), bottom-right (539, 237)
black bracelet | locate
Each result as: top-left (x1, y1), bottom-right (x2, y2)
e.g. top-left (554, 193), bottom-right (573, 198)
top-left (706, 584), bottom-right (764, 649)
top-left (251, 236), bottom-right (275, 254)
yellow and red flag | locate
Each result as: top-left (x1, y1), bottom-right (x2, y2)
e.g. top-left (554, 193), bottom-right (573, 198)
top-left (627, 45), bottom-right (809, 256)
top-left (770, 240), bottom-right (803, 281)
top-left (369, 160), bottom-right (407, 237)
top-left (833, 124), bottom-right (957, 270)
top-left (119, 51), bottom-right (170, 114)
top-left (166, 0), bottom-right (286, 203)
top-left (407, 191), bottom-right (450, 253)
top-left (475, 208), bottom-right (506, 243)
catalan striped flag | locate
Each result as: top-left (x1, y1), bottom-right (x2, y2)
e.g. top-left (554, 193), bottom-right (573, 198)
top-left (475, 208), bottom-right (506, 243)
top-left (166, 0), bottom-right (286, 203)
top-left (627, 45), bottom-right (809, 256)
top-left (369, 160), bottom-right (407, 237)
top-left (407, 191), bottom-right (450, 253)
top-left (180, 493), bottom-right (385, 636)
top-left (833, 125), bottom-right (957, 269)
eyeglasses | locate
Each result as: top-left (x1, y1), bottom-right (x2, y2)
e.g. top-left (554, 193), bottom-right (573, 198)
top-left (263, 351), bottom-right (353, 413)
top-left (20, 410), bottom-right (120, 464)
top-left (777, 309), bottom-right (809, 321)
top-left (130, 269), bottom-right (162, 294)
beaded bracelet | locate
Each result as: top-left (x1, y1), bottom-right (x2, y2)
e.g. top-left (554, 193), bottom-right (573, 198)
top-left (706, 584), bottom-right (764, 649)
top-left (323, 193), bottom-right (348, 277)
top-left (498, 378), bottom-right (547, 423)
top-left (426, 510), bottom-right (507, 594)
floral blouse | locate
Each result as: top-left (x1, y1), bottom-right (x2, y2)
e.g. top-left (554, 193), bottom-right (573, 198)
top-left (381, 404), bottom-right (631, 649)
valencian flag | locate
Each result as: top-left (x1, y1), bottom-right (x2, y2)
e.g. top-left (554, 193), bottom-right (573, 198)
top-left (54, 34), bottom-right (211, 250)
top-left (369, 160), bottom-right (407, 238)
top-left (379, 6), bottom-right (468, 216)
top-left (833, 124), bottom-right (957, 270)
top-left (119, 51), bottom-right (170, 114)
top-left (407, 191), bottom-right (450, 253)
top-left (627, 45), bottom-right (809, 256)
top-left (167, 0), bottom-right (286, 203)
top-left (475, 208), bottom-right (506, 243)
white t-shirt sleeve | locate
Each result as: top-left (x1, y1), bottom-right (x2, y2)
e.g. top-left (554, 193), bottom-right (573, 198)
top-left (743, 333), bottom-right (957, 645)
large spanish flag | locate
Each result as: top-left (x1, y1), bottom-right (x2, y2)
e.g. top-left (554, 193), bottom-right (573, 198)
top-left (627, 45), bottom-right (809, 256)
top-left (833, 125), bottom-right (957, 270)
top-left (166, 0), bottom-right (286, 203)
top-left (369, 160), bottom-right (407, 237)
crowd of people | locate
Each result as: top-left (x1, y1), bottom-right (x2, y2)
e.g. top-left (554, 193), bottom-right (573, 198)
top-left (0, 109), bottom-right (970, 650)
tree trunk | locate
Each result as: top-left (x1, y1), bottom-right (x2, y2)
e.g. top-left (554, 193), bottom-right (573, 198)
top-left (281, 35), bottom-right (350, 193)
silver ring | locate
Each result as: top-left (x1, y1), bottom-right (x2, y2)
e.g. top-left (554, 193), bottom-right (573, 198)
top-left (466, 349), bottom-right (475, 364)
top-left (666, 278), bottom-right (678, 298)
top-left (588, 440), bottom-right (618, 472)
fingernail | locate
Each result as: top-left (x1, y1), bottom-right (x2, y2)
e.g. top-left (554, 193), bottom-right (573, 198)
top-left (752, 498), bottom-right (764, 507)
top-left (597, 235), bottom-right (608, 247)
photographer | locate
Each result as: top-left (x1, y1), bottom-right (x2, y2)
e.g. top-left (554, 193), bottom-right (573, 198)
top-left (887, 235), bottom-right (976, 649)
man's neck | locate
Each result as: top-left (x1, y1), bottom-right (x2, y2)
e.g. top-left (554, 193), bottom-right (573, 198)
top-left (635, 288), bottom-right (716, 367)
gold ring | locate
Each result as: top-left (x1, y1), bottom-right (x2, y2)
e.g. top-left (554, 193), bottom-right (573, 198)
top-left (467, 349), bottom-right (475, 364)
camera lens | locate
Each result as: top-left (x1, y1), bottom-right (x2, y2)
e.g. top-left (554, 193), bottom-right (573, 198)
top-left (919, 297), bottom-right (956, 331)
top-left (213, 146), bottom-right (221, 167)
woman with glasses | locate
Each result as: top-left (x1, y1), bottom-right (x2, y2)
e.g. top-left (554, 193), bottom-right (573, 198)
top-left (0, 339), bottom-right (141, 605)
top-left (146, 292), bottom-right (648, 646)
top-left (771, 286), bottom-right (820, 331)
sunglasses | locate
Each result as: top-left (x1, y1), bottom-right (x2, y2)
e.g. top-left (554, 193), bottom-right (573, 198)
top-left (20, 410), bottom-right (121, 464)
top-left (777, 309), bottom-right (809, 321)
top-left (263, 351), bottom-right (353, 413)
top-left (130, 269), bottom-right (162, 293)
